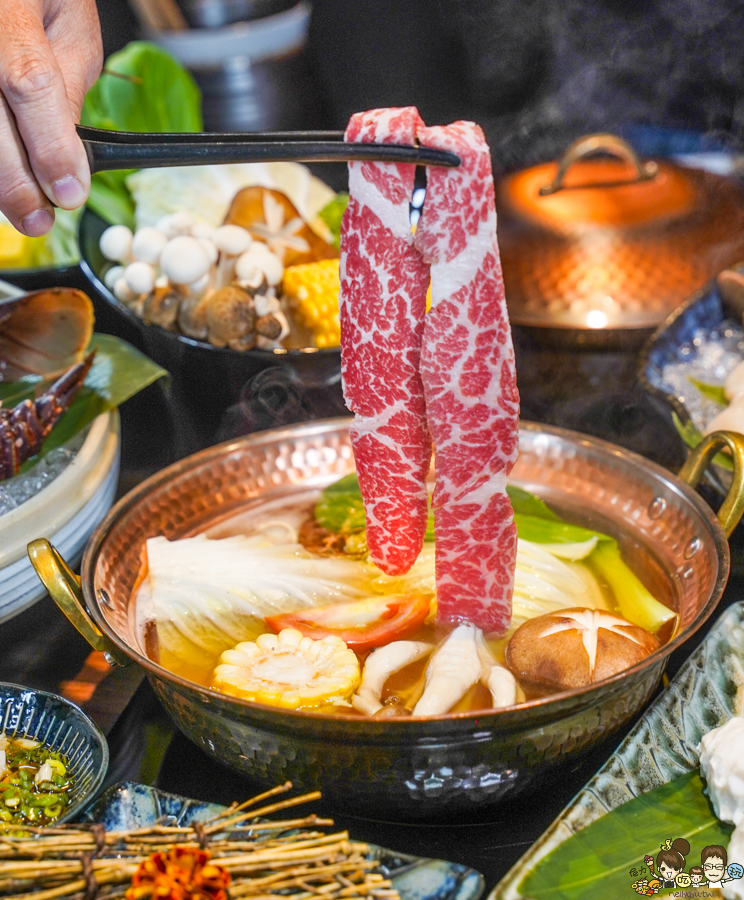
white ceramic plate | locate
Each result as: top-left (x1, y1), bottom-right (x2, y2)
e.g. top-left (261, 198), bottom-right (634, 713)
top-left (0, 411), bottom-right (120, 622)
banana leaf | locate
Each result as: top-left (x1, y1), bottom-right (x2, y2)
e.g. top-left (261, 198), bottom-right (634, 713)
top-left (15, 334), bottom-right (167, 472)
top-left (517, 772), bottom-right (732, 900)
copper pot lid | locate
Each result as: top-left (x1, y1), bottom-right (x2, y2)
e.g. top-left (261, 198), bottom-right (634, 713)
top-left (498, 133), bottom-right (744, 331)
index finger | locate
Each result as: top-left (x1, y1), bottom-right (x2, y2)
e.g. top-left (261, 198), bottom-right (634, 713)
top-left (0, 0), bottom-right (91, 211)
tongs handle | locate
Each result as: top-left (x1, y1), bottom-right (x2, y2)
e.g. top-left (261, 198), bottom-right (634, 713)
top-left (76, 126), bottom-right (461, 173)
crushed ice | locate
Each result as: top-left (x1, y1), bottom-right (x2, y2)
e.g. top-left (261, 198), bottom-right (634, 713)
top-left (656, 320), bottom-right (744, 432)
top-left (0, 430), bottom-right (86, 517)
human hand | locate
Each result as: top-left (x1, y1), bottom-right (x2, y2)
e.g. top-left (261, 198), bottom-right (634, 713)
top-left (0, 0), bottom-right (102, 236)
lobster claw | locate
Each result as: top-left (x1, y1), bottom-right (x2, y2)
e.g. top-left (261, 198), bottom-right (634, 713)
top-left (0, 352), bottom-right (95, 482)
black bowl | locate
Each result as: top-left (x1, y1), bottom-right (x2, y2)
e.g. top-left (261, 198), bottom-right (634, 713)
top-left (79, 209), bottom-right (342, 449)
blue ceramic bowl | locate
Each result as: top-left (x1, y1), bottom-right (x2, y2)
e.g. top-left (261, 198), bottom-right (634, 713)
top-left (638, 273), bottom-right (744, 494)
top-left (0, 683), bottom-right (108, 824)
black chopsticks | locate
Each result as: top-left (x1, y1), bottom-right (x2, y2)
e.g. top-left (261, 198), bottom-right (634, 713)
top-left (76, 126), bottom-right (461, 172)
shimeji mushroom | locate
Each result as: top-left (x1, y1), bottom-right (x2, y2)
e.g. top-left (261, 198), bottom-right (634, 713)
top-left (104, 264), bottom-right (125, 291)
top-left (213, 224), bottom-right (253, 286)
top-left (100, 225), bottom-right (133, 262)
top-left (157, 211), bottom-right (196, 237)
top-left (124, 261), bottom-right (156, 296)
top-left (131, 226), bottom-right (169, 265)
top-left (160, 236), bottom-right (211, 286)
top-left (236, 242), bottom-right (283, 286)
top-left (113, 276), bottom-right (140, 305)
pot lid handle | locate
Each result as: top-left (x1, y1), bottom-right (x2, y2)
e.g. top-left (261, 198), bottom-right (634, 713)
top-left (539, 133), bottom-right (658, 196)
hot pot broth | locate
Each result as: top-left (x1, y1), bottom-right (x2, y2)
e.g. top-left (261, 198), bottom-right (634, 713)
top-left (135, 480), bottom-right (677, 715)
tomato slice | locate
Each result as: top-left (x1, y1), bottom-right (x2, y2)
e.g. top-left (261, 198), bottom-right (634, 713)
top-left (265, 595), bottom-right (431, 651)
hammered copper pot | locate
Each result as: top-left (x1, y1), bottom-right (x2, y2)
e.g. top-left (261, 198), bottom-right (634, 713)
top-left (28, 420), bottom-right (744, 820)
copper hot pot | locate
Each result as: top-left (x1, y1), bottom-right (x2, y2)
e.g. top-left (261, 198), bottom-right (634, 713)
top-left (498, 134), bottom-right (744, 338)
top-left (28, 420), bottom-right (744, 820)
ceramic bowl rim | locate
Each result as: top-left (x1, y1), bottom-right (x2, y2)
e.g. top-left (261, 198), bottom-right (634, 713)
top-left (0, 680), bottom-right (109, 823)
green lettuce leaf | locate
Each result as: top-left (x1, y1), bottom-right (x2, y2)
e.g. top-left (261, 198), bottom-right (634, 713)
top-left (17, 334), bottom-right (167, 470)
top-left (315, 473), bottom-right (367, 534)
top-left (81, 42), bottom-right (203, 227)
top-left (518, 772), bottom-right (732, 900)
top-left (318, 193), bottom-right (349, 250)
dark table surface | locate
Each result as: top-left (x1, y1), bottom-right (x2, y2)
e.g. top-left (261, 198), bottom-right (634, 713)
top-left (3, 265), bottom-right (742, 895)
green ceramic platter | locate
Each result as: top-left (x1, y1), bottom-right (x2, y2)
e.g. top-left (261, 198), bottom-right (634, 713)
top-left (491, 601), bottom-right (744, 899)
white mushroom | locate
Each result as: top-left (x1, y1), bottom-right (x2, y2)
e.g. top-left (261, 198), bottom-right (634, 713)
top-left (213, 224), bottom-right (253, 256)
top-left (213, 225), bottom-right (253, 287)
top-left (103, 264), bottom-right (125, 291)
top-left (352, 641), bottom-right (431, 716)
top-left (236, 243), bottom-right (284, 286)
top-left (198, 237), bottom-right (219, 266)
top-left (131, 226), bottom-right (168, 265)
top-left (99, 224), bottom-right (133, 262)
top-left (113, 277), bottom-right (140, 304)
top-left (157, 211), bottom-right (196, 237)
top-left (725, 360), bottom-right (744, 402)
top-left (188, 272), bottom-right (211, 295)
top-left (476, 632), bottom-right (519, 709)
top-left (413, 624), bottom-right (483, 716)
top-left (160, 236), bottom-right (211, 286)
top-left (704, 397), bottom-right (744, 436)
top-left (256, 309), bottom-right (290, 349)
top-left (154, 274), bottom-right (169, 289)
top-left (124, 261), bottom-right (156, 296)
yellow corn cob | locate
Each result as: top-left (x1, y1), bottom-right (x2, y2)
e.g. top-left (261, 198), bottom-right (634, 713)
top-left (282, 259), bottom-right (341, 348)
top-left (211, 628), bottom-right (360, 710)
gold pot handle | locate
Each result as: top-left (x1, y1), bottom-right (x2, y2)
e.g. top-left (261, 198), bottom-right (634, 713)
top-left (539, 133), bottom-right (658, 196)
top-left (678, 431), bottom-right (744, 538)
top-left (27, 538), bottom-right (130, 667)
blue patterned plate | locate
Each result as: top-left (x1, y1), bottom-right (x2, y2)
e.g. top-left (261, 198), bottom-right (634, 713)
top-left (80, 781), bottom-right (485, 900)
top-left (638, 272), bottom-right (744, 495)
top-left (489, 600), bottom-right (744, 899)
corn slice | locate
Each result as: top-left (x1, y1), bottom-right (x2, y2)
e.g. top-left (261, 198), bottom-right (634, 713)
top-left (211, 628), bottom-right (360, 710)
top-left (282, 259), bottom-right (341, 348)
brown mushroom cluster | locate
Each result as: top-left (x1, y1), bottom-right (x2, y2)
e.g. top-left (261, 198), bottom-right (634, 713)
top-left (99, 186), bottom-right (339, 352)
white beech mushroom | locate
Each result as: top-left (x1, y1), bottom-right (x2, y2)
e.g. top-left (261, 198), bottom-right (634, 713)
top-left (351, 641), bottom-right (431, 716)
top-left (124, 261), bottom-right (156, 296)
top-left (100, 224), bottom-right (133, 262)
top-left (131, 226), bottom-right (168, 265)
top-left (236, 243), bottom-right (284, 286)
top-left (413, 624), bottom-right (483, 716)
top-left (113, 276), bottom-right (140, 305)
top-left (160, 236), bottom-right (211, 287)
top-left (157, 211), bottom-right (196, 237)
top-left (213, 225), bottom-right (253, 287)
top-left (103, 264), bottom-right (125, 291)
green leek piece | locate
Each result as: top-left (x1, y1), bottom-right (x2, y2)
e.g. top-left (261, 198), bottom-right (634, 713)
top-left (688, 375), bottom-right (728, 406)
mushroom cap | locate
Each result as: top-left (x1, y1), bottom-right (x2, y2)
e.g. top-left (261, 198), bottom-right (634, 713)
top-left (206, 285), bottom-right (255, 347)
top-left (189, 272), bottom-right (211, 295)
top-left (197, 237), bottom-right (219, 265)
top-left (100, 225), bottom-right (133, 262)
top-left (213, 224), bottom-right (253, 256)
top-left (131, 227), bottom-right (169, 265)
top-left (160, 236), bottom-right (211, 285)
top-left (125, 261), bottom-right (156, 296)
top-left (191, 221), bottom-right (216, 240)
top-left (104, 264), bottom-right (125, 291)
top-left (157, 211), bottom-right (196, 237)
top-left (236, 244), bottom-right (283, 286)
top-left (505, 607), bottom-right (660, 693)
top-left (113, 276), bottom-right (139, 303)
